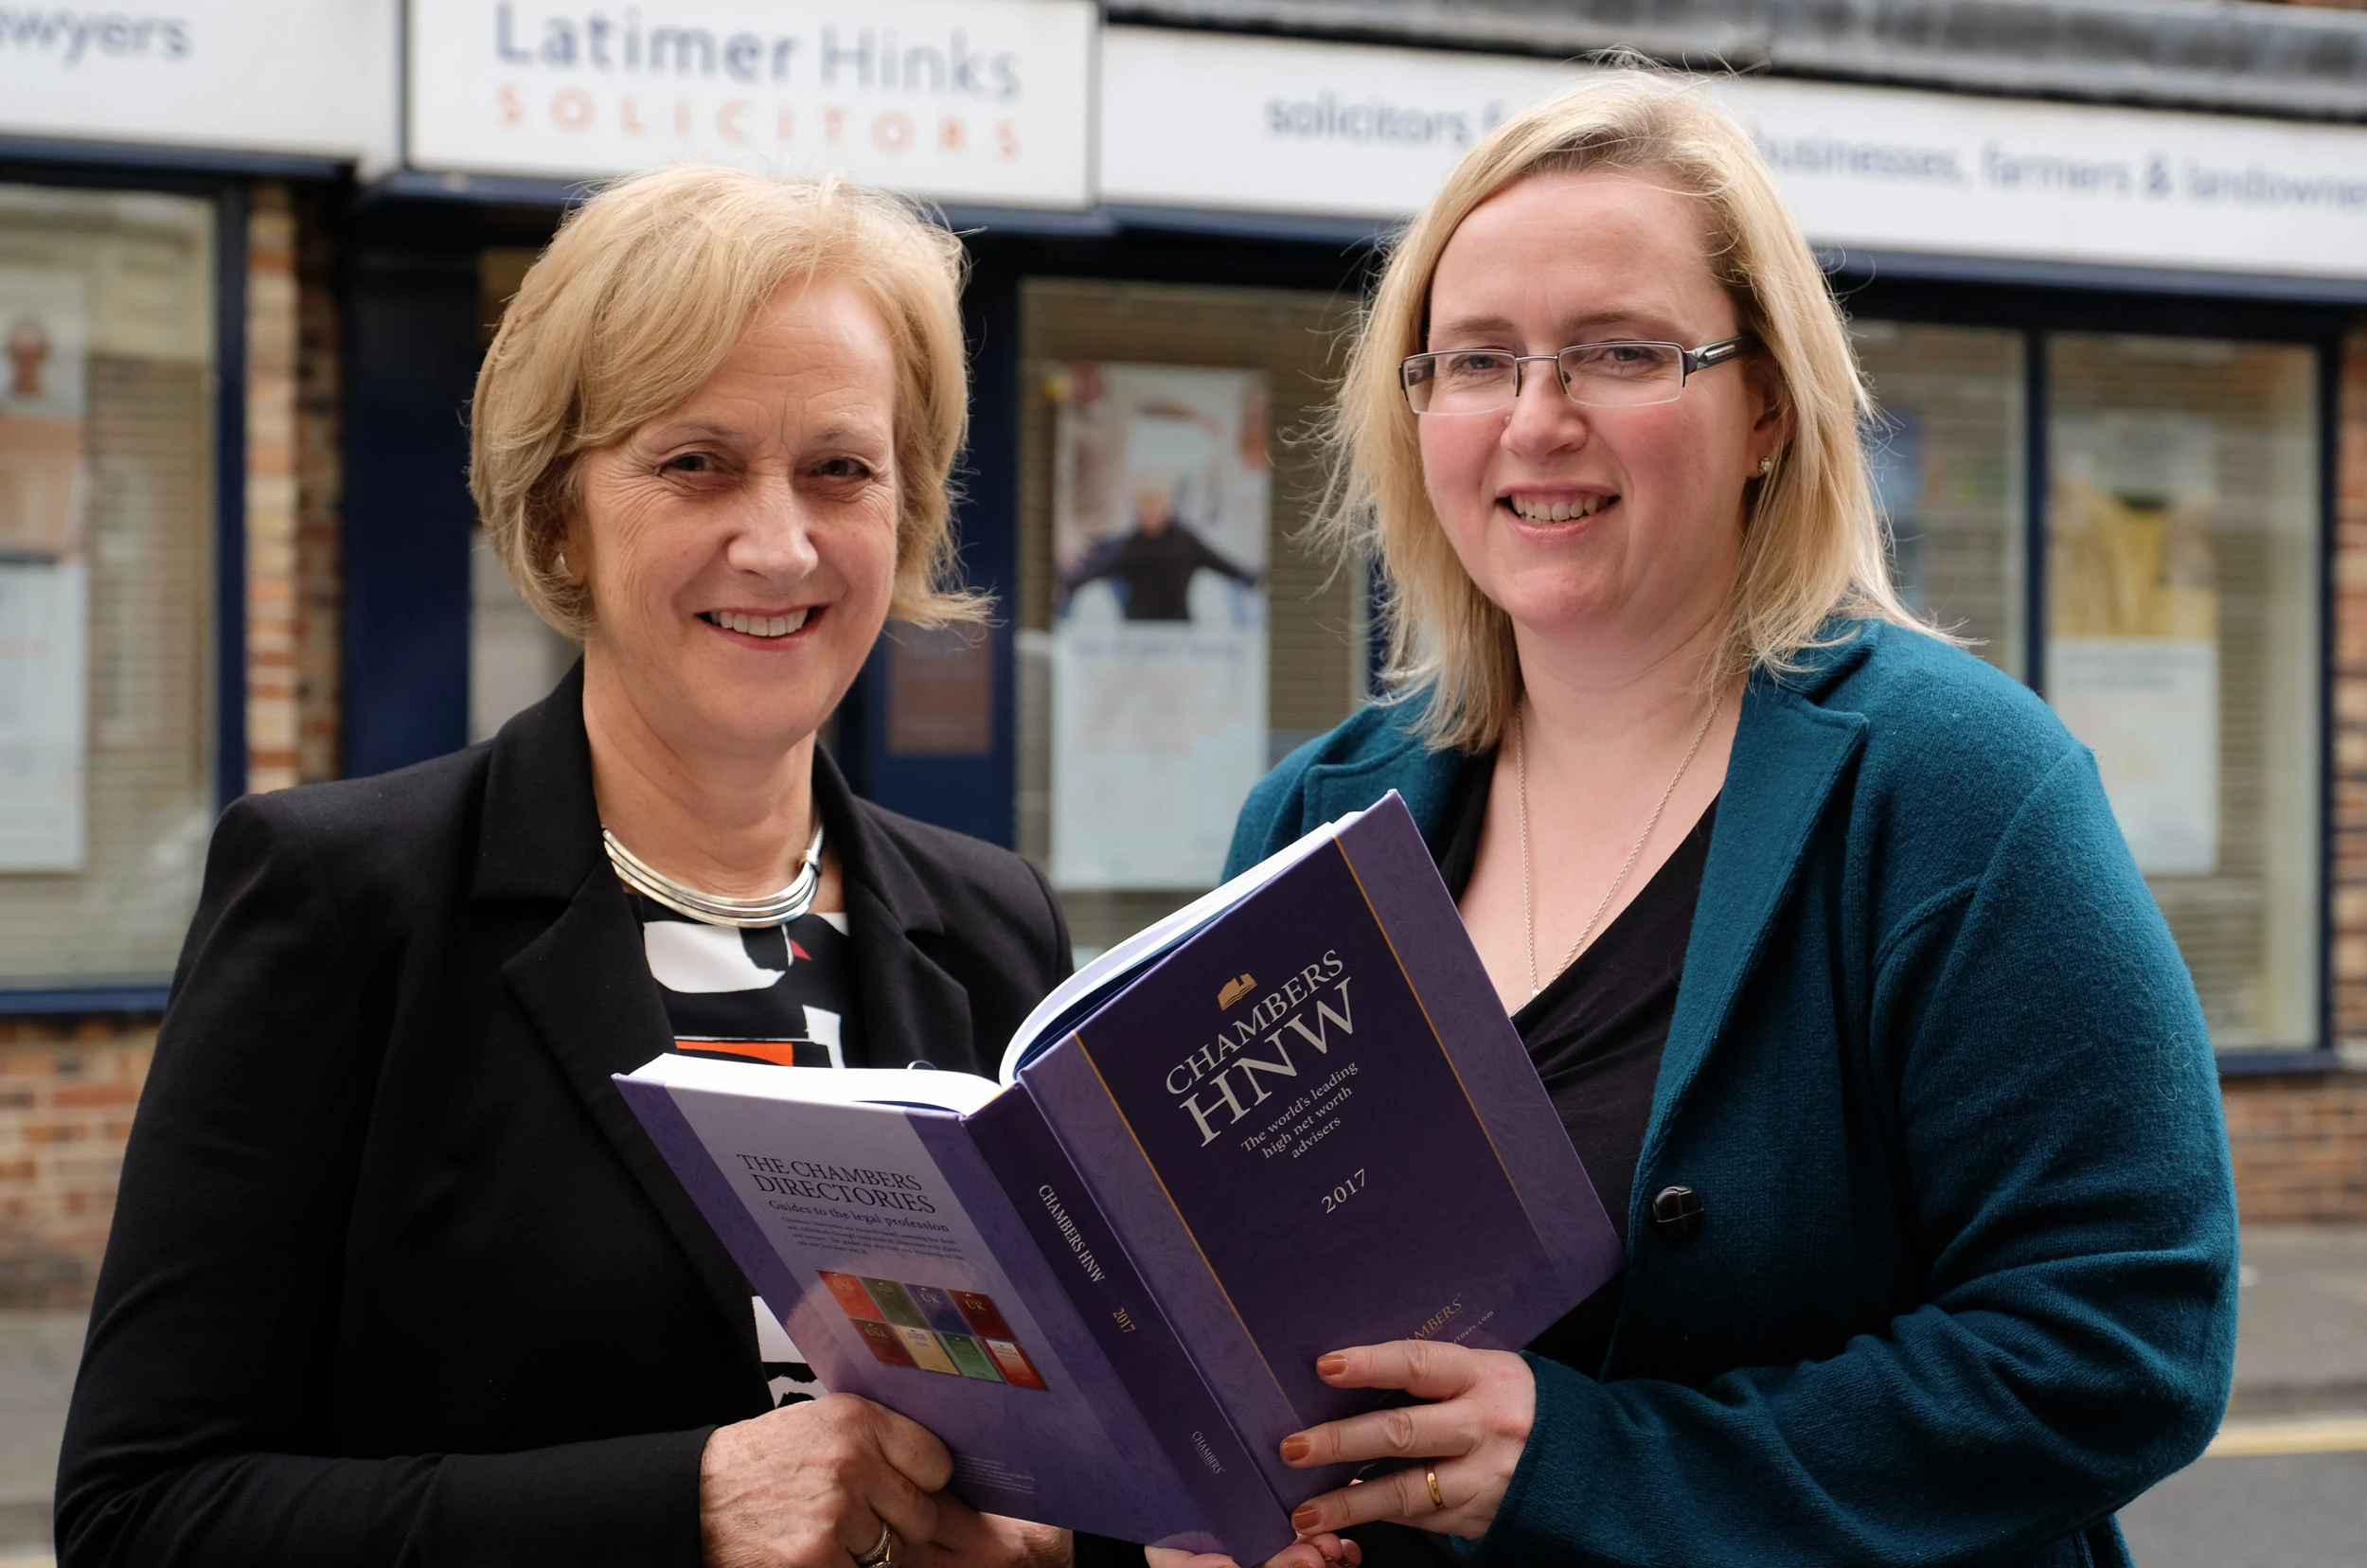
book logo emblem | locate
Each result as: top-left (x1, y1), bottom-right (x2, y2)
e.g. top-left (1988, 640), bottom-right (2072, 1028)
top-left (1217, 973), bottom-right (1256, 1009)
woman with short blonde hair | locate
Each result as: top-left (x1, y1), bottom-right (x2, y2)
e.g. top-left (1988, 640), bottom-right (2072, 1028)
top-left (60, 165), bottom-right (1120, 1568)
top-left (1215, 70), bottom-right (2236, 1568)
top-left (472, 165), bottom-right (987, 638)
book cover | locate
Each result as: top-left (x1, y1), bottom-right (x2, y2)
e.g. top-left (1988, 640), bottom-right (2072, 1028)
top-left (1020, 793), bottom-right (1620, 1503)
top-left (614, 1068), bottom-right (1228, 1552)
top-left (615, 792), bottom-right (1621, 1559)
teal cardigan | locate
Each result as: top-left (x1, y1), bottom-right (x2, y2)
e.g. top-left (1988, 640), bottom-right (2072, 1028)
top-left (1225, 621), bottom-right (2237, 1568)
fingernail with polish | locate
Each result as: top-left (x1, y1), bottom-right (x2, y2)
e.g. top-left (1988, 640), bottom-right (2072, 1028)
top-left (1316, 1353), bottom-right (1348, 1377)
top-left (1292, 1506), bottom-right (1322, 1532)
top-left (1279, 1434), bottom-right (1311, 1463)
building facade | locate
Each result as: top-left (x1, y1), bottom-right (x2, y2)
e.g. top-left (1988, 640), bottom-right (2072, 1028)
top-left (3, 0), bottom-right (2364, 1302)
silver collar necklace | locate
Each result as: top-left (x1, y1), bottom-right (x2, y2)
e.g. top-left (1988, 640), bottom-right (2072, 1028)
top-left (603, 819), bottom-right (826, 929)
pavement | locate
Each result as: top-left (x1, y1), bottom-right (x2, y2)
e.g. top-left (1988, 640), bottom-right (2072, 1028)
top-left (0, 1228), bottom-right (2358, 1565)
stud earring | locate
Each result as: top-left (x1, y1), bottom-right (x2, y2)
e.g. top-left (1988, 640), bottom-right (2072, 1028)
top-left (556, 552), bottom-right (570, 576)
top-left (1757, 456), bottom-right (1774, 476)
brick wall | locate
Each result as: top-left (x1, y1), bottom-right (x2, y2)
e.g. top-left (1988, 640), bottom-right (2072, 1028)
top-left (0, 1020), bottom-right (155, 1308)
top-left (244, 183), bottom-right (301, 793)
top-left (294, 184), bottom-right (344, 785)
top-left (2224, 1073), bottom-right (2367, 1222)
top-left (246, 181), bottom-right (344, 792)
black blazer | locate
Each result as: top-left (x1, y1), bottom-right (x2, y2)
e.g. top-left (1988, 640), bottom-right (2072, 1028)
top-left (57, 668), bottom-right (1079, 1567)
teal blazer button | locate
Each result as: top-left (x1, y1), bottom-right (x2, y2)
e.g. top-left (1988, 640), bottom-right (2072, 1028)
top-left (1651, 1185), bottom-right (1704, 1239)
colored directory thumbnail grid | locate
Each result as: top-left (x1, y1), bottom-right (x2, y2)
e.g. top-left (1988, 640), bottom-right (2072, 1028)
top-left (819, 1273), bottom-right (1047, 1391)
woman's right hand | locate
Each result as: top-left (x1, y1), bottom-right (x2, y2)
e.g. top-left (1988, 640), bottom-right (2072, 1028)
top-left (701, 1394), bottom-right (952, 1567)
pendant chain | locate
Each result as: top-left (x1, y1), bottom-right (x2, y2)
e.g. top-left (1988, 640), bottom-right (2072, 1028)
top-left (1518, 693), bottom-right (1719, 1000)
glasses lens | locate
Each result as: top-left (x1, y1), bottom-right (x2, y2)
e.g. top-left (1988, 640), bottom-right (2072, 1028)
top-left (1560, 343), bottom-right (1683, 407)
top-left (1408, 350), bottom-right (1519, 415)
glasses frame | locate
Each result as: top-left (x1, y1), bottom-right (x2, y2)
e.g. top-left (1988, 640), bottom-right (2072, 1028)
top-left (1399, 335), bottom-right (1755, 416)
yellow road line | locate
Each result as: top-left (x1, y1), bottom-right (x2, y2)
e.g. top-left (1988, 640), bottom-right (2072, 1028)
top-left (2207, 1414), bottom-right (2367, 1457)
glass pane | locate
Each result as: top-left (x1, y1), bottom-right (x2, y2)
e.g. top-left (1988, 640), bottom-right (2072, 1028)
top-left (469, 526), bottom-right (576, 743)
top-left (0, 184), bottom-right (216, 988)
top-left (1852, 320), bottom-right (2026, 678)
top-left (2046, 333), bottom-right (2320, 1051)
top-left (1015, 279), bottom-right (1360, 959)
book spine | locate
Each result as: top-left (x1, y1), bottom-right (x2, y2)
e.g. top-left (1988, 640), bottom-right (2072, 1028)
top-left (968, 1080), bottom-right (1290, 1563)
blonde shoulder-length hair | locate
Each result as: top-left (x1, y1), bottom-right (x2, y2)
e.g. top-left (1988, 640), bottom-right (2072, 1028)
top-left (472, 164), bottom-right (988, 637)
top-left (1321, 68), bottom-right (1922, 752)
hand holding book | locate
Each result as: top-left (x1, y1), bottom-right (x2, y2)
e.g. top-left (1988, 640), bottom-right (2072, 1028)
top-left (698, 1392), bottom-right (1072, 1567)
top-left (617, 794), bottom-right (1621, 1559)
top-left (1278, 1341), bottom-right (1535, 1541)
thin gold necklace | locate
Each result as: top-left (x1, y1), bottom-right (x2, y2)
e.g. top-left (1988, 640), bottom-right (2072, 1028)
top-left (1516, 694), bottom-right (1718, 1000)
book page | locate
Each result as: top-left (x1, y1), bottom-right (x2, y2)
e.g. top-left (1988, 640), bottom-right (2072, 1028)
top-left (629, 1055), bottom-right (1005, 1114)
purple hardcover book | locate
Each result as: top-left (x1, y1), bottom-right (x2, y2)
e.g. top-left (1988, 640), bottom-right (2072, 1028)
top-left (614, 792), bottom-right (1621, 1559)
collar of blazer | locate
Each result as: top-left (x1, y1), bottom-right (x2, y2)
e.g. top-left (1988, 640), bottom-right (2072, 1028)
top-left (463, 662), bottom-right (981, 1373)
top-left (471, 660), bottom-right (977, 1070)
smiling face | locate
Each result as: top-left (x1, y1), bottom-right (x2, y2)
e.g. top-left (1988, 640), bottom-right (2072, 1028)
top-left (565, 276), bottom-right (900, 763)
top-left (1419, 169), bottom-right (1786, 655)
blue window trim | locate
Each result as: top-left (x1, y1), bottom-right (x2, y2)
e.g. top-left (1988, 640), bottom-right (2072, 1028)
top-left (1830, 267), bottom-right (2352, 1077)
top-left (0, 989), bottom-right (169, 1019)
top-left (0, 153), bottom-right (256, 1013)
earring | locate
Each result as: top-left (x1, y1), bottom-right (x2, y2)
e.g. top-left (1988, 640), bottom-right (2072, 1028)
top-left (1757, 456), bottom-right (1774, 476)
top-left (556, 552), bottom-right (570, 576)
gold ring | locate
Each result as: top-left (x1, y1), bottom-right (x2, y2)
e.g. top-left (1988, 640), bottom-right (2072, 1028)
top-left (853, 1522), bottom-right (896, 1567)
top-left (1426, 1467), bottom-right (1445, 1511)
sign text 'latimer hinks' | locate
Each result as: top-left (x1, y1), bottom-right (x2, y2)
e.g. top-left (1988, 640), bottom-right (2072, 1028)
top-left (408, 0), bottom-right (1094, 206)
top-left (490, 5), bottom-right (1023, 100)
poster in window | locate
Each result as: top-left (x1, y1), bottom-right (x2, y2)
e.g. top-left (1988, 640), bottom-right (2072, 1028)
top-left (2046, 414), bottom-right (2218, 876)
top-left (1047, 363), bottom-right (1269, 890)
top-left (0, 269), bottom-right (90, 872)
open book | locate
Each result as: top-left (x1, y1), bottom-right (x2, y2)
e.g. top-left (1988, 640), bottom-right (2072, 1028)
top-left (614, 792), bottom-right (1620, 1559)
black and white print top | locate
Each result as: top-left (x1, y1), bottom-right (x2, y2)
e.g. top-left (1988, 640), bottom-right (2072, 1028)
top-left (630, 892), bottom-right (861, 1406)
top-left (629, 894), bottom-right (865, 1070)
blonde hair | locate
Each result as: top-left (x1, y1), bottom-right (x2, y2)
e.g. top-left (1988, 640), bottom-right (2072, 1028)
top-left (1322, 68), bottom-right (1922, 752)
top-left (471, 165), bottom-right (987, 636)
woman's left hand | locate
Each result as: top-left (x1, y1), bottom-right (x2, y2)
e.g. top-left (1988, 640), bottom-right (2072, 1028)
top-left (1278, 1341), bottom-right (1537, 1541)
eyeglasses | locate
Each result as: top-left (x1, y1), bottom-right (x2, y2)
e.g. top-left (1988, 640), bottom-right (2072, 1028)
top-left (1399, 336), bottom-right (1753, 416)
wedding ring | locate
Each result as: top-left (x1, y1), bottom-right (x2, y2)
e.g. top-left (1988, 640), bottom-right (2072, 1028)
top-left (1426, 1467), bottom-right (1446, 1511)
top-left (852, 1521), bottom-right (896, 1567)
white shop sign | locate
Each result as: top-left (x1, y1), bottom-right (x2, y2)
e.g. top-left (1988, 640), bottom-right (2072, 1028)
top-left (408, 0), bottom-right (1093, 207)
top-left (1099, 27), bottom-right (2367, 281)
top-left (0, 0), bottom-right (393, 163)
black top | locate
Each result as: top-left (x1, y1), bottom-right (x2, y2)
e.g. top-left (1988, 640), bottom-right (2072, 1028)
top-left (1433, 751), bottom-right (1718, 1378)
top-left (1344, 755), bottom-right (1717, 1568)
top-left (53, 665), bottom-right (1110, 1568)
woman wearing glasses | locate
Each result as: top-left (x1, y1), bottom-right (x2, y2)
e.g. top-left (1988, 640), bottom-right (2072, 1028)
top-left (1201, 72), bottom-right (2238, 1568)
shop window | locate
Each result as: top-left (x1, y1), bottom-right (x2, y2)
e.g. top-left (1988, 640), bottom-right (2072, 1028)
top-left (0, 184), bottom-right (217, 989)
top-left (1852, 321), bottom-right (2026, 677)
top-left (1015, 279), bottom-right (1362, 954)
top-left (2046, 334), bottom-right (2320, 1052)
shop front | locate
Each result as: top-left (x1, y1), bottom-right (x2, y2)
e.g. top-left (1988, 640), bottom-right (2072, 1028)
top-left (3, 3), bottom-right (2362, 1298)
top-left (0, 0), bottom-right (385, 1295)
top-left (381, 9), bottom-right (2367, 1089)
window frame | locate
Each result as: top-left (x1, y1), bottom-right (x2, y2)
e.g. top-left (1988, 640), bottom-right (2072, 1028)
top-left (1840, 273), bottom-right (2347, 1075)
top-left (0, 147), bottom-right (263, 1013)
